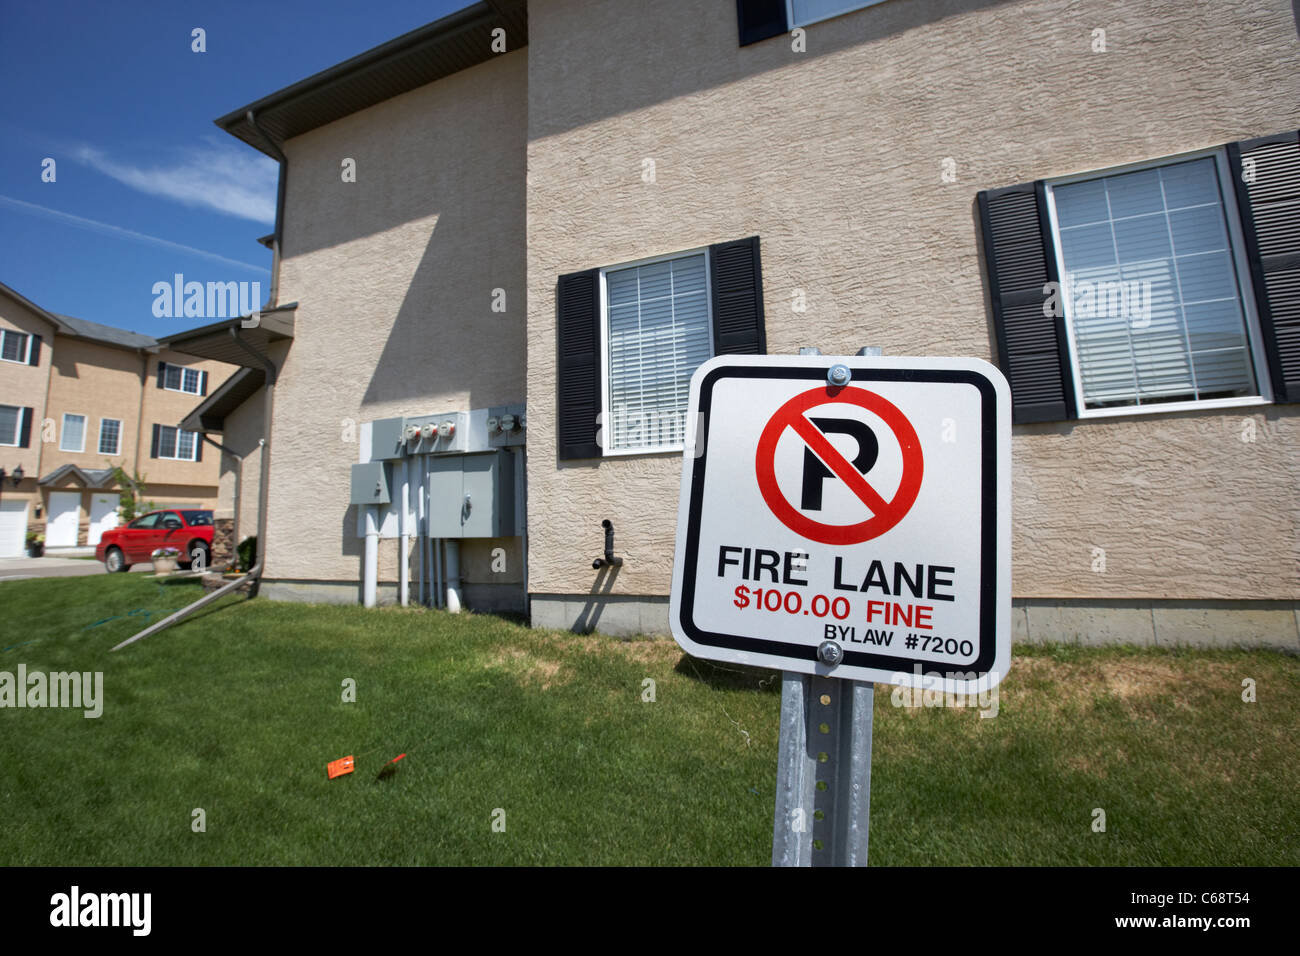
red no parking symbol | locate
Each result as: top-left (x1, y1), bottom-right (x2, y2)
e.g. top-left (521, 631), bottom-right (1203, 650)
top-left (754, 386), bottom-right (923, 545)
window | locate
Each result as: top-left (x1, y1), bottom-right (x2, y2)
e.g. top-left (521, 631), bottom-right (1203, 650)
top-left (60, 413), bottom-right (86, 452)
top-left (128, 512), bottom-right (160, 530)
top-left (0, 405), bottom-right (19, 445)
top-left (161, 362), bottom-right (203, 394)
top-left (98, 418), bottom-right (122, 456)
top-left (1045, 151), bottom-right (1270, 416)
top-left (1, 329), bottom-right (30, 364)
top-left (181, 510), bottom-right (213, 526)
top-left (788, 0), bottom-right (886, 28)
top-left (557, 237), bottom-right (764, 459)
top-left (155, 425), bottom-right (199, 461)
top-left (600, 250), bottom-right (713, 453)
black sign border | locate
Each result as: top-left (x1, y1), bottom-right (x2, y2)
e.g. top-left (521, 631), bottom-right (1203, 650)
top-left (678, 365), bottom-right (1000, 680)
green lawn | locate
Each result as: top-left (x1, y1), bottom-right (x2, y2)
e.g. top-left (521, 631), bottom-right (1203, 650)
top-left (0, 574), bottom-right (1296, 865)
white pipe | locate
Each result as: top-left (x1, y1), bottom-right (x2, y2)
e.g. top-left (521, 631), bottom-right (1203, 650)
top-left (399, 457), bottom-right (409, 606)
top-left (416, 454), bottom-right (426, 606)
top-left (363, 504), bottom-right (379, 608)
top-left (444, 539), bottom-right (462, 614)
top-left (423, 455), bottom-right (434, 607)
top-left (431, 537), bottom-right (439, 609)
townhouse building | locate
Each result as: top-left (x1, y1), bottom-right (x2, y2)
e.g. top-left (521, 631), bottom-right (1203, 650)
top-left (167, 0), bottom-right (1298, 647)
top-left (0, 282), bottom-right (234, 556)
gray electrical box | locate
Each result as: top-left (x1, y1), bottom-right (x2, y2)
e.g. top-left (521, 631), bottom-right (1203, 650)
top-left (426, 450), bottom-right (516, 537)
top-left (369, 417), bottom-right (407, 461)
top-left (350, 461), bottom-right (391, 505)
top-left (487, 403), bottom-right (526, 447)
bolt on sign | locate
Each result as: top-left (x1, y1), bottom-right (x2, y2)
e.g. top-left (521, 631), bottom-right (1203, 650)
top-left (670, 355), bottom-right (1011, 694)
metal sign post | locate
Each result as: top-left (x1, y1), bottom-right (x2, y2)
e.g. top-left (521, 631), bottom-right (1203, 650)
top-left (772, 671), bottom-right (873, 866)
top-left (771, 346), bottom-right (879, 867)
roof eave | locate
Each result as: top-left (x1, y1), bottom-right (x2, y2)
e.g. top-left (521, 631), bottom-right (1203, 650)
top-left (156, 303), bottom-right (297, 368)
top-left (0, 281), bottom-right (75, 335)
top-left (214, 1), bottom-right (526, 157)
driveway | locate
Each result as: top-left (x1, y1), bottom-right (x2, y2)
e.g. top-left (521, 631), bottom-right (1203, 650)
top-left (0, 556), bottom-right (151, 581)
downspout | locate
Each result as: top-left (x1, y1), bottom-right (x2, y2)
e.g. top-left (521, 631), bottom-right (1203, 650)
top-left (111, 327), bottom-right (277, 652)
top-left (133, 352), bottom-right (149, 480)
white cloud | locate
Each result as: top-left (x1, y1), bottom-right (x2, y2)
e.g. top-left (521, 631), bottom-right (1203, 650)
top-left (75, 143), bottom-right (277, 224)
top-left (0, 195), bottom-right (268, 274)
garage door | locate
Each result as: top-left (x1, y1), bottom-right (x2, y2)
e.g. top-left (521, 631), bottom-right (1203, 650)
top-left (46, 491), bottom-right (81, 548)
top-left (88, 493), bottom-right (119, 546)
top-left (0, 499), bottom-right (27, 557)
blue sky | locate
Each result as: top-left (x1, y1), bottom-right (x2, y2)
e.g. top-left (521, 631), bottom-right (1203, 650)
top-left (0, 0), bottom-right (470, 337)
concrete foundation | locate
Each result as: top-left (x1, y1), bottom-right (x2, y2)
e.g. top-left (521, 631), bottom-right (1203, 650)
top-left (259, 577), bottom-right (525, 613)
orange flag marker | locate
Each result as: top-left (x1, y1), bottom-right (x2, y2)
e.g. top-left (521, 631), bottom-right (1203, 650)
top-left (375, 753), bottom-right (406, 781)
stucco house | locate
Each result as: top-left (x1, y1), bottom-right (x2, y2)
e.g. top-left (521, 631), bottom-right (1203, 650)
top-left (169, 0), bottom-right (1299, 647)
top-left (0, 282), bottom-right (235, 556)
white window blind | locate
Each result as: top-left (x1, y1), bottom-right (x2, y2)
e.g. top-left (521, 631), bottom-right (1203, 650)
top-left (60, 413), bottom-right (85, 452)
top-left (1052, 157), bottom-right (1258, 409)
top-left (606, 253), bottom-right (712, 451)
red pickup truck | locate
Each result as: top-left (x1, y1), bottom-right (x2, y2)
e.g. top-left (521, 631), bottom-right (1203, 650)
top-left (97, 509), bottom-right (214, 572)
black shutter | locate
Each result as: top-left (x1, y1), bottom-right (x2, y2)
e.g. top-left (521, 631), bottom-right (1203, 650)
top-left (737, 0), bottom-right (788, 46)
top-left (556, 268), bottom-right (602, 460)
top-left (709, 236), bottom-right (767, 355)
top-left (977, 182), bottom-right (1077, 423)
top-left (156, 362), bottom-right (167, 389)
top-left (194, 433), bottom-right (203, 462)
top-left (200, 370), bottom-right (208, 396)
top-left (18, 407), bottom-right (32, 448)
top-left (150, 424), bottom-right (161, 459)
top-left (28, 335), bottom-right (41, 366)
top-left (1226, 131), bottom-right (1300, 403)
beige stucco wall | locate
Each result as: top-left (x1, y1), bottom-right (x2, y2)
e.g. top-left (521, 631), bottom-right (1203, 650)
top-left (266, 50), bottom-right (528, 584)
top-left (216, 388), bottom-right (263, 538)
top-left (524, 0), bottom-right (1300, 601)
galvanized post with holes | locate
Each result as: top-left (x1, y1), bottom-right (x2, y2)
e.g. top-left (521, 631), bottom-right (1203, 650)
top-left (772, 346), bottom-right (881, 867)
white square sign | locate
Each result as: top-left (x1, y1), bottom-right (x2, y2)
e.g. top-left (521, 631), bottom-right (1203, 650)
top-left (669, 355), bottom-right (1011, 693)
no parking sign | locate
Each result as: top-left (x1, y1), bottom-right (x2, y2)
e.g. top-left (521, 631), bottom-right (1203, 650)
top-left (669, 355), bottom-right (1012, 693)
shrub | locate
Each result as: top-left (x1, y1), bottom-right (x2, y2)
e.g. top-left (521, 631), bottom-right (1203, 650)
top-left (236, 536), bottom-right (257, 571)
